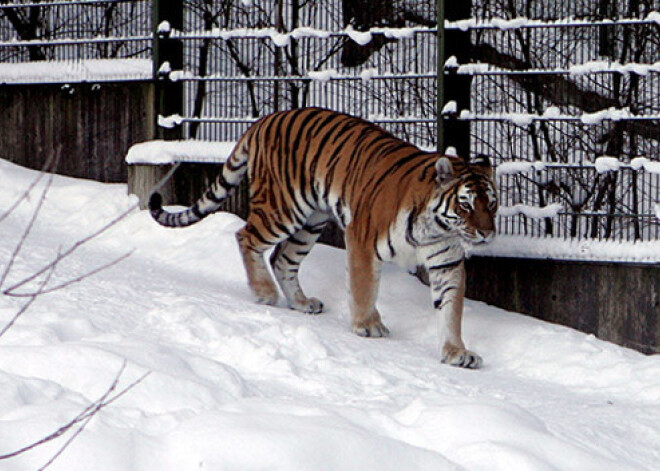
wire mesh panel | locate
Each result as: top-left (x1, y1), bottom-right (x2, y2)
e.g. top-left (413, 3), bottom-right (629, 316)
top-left (161, 0), bottom-right (437, 148)
top-left (0, 0), bottom-right (152, 82)
top-left (457, 0), bottom-right (660, 243)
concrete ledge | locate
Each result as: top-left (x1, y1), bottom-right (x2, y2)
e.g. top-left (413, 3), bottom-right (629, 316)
top-left (465, 256), bottom-right (660, 354)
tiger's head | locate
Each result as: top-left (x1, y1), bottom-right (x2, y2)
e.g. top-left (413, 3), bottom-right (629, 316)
top-left (427, 154), bottom-right (498, 246)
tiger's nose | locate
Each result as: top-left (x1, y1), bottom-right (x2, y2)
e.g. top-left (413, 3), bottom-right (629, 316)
top-left (476, 229), bottom-right (495, 242)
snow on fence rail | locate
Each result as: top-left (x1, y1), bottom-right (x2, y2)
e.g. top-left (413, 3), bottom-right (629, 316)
top-left (158, 21), bottom-right (436, 48)
top-left (445, 12), bottom-right (660, 31)
top-left (445, 57), bottom-right (660, 77)
top-left (0, 0), bottom-right (147, 9)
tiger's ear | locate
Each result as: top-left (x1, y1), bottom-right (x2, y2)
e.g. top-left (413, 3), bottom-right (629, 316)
top-left (472, 154), bottom-right (493, 177)
top-left (435, 157), bottom-right (454, 183)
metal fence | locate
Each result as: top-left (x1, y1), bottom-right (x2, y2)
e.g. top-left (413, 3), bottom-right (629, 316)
top-left (0, 0), bottom-right (151, 67)
top-left (458, 0), bottom-right (660, 242)
top-left (1, 0), bottom-right (659, 244)
top-left (170, 1), bottom-right (437, 149)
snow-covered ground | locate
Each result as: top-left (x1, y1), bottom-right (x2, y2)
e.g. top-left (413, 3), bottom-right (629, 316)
top-left (1, 158), bottom-right (660, 470)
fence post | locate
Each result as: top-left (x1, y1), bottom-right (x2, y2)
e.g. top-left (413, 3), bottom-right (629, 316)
top-left (130, 0), bottom-right (185, 208)
top-left (442, 1), bottom-right (472, 159)
top-left (153, 0), bottom-right (184, 140)
top-left (437, 0), bottom-right (444, 155)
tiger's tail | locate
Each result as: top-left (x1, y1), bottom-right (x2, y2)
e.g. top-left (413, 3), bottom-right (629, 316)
top-left (148, 136), bottom-right (251, 228)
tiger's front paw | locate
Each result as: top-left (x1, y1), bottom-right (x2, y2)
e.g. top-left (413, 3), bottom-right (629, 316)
top-left (441, 345), bottom-right (483, 369)
top-left (289, 297), bottom-right (324, 314)
top-left (353, 320), bottom-right (390, 338)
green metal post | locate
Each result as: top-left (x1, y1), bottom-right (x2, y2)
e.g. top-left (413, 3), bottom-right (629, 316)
top-left (437, 0), bottom-right (444, 156)
top-left (153, 0), bottom-right (184, 141)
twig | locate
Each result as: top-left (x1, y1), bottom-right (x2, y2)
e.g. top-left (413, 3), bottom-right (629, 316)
top-left (0, 263), bottom-right (56, 339)
top-left (0, 154), bottom-right (57, 226)
top-left (1, 203), bottom-right (138, 296)
top-left (0, 174), bottom-right (54, 291)
top-left (4, 251), bottom-right (133, 298)
top-left (0, 361), bottom-right (150, 465)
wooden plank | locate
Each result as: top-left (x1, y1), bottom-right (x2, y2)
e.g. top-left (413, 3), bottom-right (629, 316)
top-left (0, 81), bottom-right (154, 183)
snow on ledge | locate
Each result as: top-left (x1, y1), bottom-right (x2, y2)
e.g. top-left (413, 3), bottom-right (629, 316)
top-left (468, 234), bottom-right (660, 264)
top-left (126, 140), bottom-right (237, 165)
top-left (0, 58), bottom-right (152, 85)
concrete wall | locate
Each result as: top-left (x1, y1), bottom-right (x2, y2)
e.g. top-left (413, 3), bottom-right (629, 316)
top-left (465, 256), bottom-right (660, 354)
top-left (1, 81), bottom-right (154, 183)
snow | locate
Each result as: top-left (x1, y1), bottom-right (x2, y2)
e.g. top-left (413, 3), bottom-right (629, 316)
top-left (498, 203), bottom-right (563, 219)
top-left (169, 25), bottom-right (435, 45)
top-left (0, 59), bottom-right (152, 85)
top-left (594, 156), bottom-right (623, 173)
top-left (308, 69), bottom-right (337, 82)
top-left (157, 114), bottom-right (184, 130)
top-left (469, 234), bottom-right (660, 264)
top-left (496, 161), bottom-right (546, 175)
top-left (631, 157), bottom-right (660, 174)
top-left (446, 13), bottom-right (660, 31)
top-left (2, 158), bottom-right (660, 470)
top-left (580, 107), bottom-right (632, 125)
top-left (157, 21), bottom-right (172, 35)
top-left (457, 107), bottom-right (649, 125)
top-left (441, 100), bottom-right (457, 115)
top-left (344, 25), bottom-right (372, 46)
top-left (125, 140), bottom-right (236, 165)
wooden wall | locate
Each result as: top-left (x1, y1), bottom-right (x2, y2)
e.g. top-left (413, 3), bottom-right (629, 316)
top-left (0, 81), bottom-right (154, 183)
top-left (465, 256), bottom-right (660, 354)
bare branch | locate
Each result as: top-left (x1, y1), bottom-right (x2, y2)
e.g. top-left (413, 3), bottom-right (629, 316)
top-left (4, 251), bottom-right (133, 299)
top-left (1, 202), bottom-right (138, 297)
top-left (0, 361), bottom-right (150, 467)
top-left (0, 262), bottom-right (56, 340)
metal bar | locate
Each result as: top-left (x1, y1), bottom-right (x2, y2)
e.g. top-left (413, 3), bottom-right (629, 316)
top-left (167, 116), bottom-right (436, 125)
top-left (0, 37), bottom-right (152, 48)
top-left (449, 67), bottom-right (660, 76)
top-left (445, 17), bottom-right (660, 31)
top-left (166, 27), bottom-right (436, 42)
top-left (0, 0), bottom-right (146, 9)
top-left (437, 0), bottom-right (444, 155)
top-left (169, 73), bottom-right (437, 82)
top-left (457, 115), bottom-right (660, 122)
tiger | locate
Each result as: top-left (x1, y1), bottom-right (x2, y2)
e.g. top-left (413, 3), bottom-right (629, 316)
top-left (149, 107), bottom-right (497, 368)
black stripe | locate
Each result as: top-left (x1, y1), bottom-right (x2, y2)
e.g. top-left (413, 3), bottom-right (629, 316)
top-left (281, 253), bottom-right (298, 266)
top-left (217, 171), bottom-right (232, 191)
top-left (205, 188), bottom-right (223, 203)
top-left (288, 235), bottom-right (307, 245)
top-left (434, 215), bottom-right (451, 232)
top-left (426, 245), bottom-right (451, 259)
top-left (303, 222), bottom-right (326, 235)
top-left (246, 225), bottom-right (273, 245)
top-left (428, 259), bottom-right (462, 271)
top-left (191, 204), bottom-right (204, 219)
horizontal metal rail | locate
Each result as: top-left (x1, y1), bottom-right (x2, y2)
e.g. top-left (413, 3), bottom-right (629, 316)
top-left (163, 115), bottom-right (436, 125)
top-left (168, 72), bottom-right (436, 82)
top-left (445, 15), bottom-right (660, 31)
top-left (0, 0), bottom-right (147, 9)
top-left (165, 25), bottom-right (436, 42)
top-left (0, 36), bottom-right (152, 48)
top-left (447, 65), bottom-right (660, 76)
top-left (453, 114), bottom-right (660, 122)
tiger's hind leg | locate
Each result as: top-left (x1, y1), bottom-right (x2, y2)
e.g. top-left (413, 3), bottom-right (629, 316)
top-left (236, 223), bottom-right (283, 306)
top-left (270, 213), bottom-right (328, 314)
